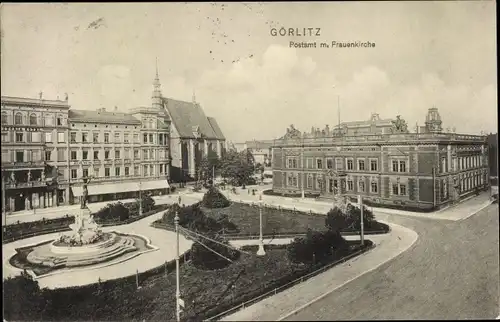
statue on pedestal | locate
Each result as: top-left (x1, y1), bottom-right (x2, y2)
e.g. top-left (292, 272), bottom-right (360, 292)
top-left (81, 177), bottom-right (92, 209)
top-left (27, 171), bottom-right (32, 182)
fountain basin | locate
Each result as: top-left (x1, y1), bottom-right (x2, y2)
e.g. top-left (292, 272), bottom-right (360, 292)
top-left (10, 231), bottom-right (154, 276)
top-left (50, 232), bottom-right (118, 254)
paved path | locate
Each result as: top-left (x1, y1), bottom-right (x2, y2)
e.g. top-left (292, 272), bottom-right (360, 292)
top-left (283, 205), bottom-right (499, 321)
top-left (2, 211), bottom-right (193, 289)
top-left (217, 189), bottom-right (493, 222)
top-left (5, 192), bottom-right (199, 226)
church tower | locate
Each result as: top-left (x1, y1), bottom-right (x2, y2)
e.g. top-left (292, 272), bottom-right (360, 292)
top-left (425, 107), bottom-right (443, 133)
top-left (152, 57), bottom-right (162, 110)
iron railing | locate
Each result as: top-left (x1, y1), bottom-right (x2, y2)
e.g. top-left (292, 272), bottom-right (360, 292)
top-left (204, 242), bottom-right (376, 321)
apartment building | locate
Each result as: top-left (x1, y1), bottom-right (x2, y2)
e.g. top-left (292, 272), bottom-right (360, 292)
top-left (1, 94), bottom-right (71, 212)
top-left (271, 109), bottom-right (490, 210)
top-left (67, 106), bottom-right (171, 204)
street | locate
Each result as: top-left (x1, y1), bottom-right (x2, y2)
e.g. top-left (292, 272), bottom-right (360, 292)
top-left (284, 204), bottom-right (499, 320)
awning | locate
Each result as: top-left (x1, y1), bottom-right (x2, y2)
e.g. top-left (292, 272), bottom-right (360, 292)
top-left (72, 182), bottom-right (141, 197)
top-left (71, 186), bottom-right (84, 197)
top-left (140, 179), bottom-right (170, 191)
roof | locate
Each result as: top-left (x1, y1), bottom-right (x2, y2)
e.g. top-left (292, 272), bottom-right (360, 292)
top-left (68, 109), bottom-right (141, 125)
top-left (1, 95), bottom-right (70, 108)
top-left (162, 97), bottom-right (224, 140)
top-left (207, 117), bottom-right (226, 140)
top-left (336, 118), bottom-right (394, 128)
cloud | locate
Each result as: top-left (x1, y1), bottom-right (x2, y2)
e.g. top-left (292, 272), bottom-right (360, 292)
top-left (193, 45), bottom-right (496, 141)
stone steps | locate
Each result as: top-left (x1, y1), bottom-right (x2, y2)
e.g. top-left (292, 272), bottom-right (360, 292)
top-left (26, 235), bottom-right (138, 269)
top-left (65, 237), bottom-right (137, 267)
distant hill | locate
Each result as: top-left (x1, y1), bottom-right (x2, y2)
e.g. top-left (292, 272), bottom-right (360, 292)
top-left (487, 133), bottom-right (498, 177)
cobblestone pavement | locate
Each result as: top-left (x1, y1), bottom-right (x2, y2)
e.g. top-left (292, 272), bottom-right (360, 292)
top-left (281, 205), bottom-right (499, 321)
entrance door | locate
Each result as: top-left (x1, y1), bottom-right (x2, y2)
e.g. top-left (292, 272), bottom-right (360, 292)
top-left (14, 194), bottom-right (25, 211)
top-left (333, 180), bottom-right (339, 194)
top-left (329, 179), bottom-right (334, 193)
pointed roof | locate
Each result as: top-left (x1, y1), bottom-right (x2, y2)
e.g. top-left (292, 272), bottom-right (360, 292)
top-left (162, 97), bottom-right (224, 140)
top-left (207, 117), bottom-right (225, 140)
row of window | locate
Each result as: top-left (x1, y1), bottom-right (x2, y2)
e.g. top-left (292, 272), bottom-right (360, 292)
top-left (1, 112), bottom-right (66, 126)
top-left (70, 164), bottom-right (169, 179)
top-left (287, 157), bottom-right (408, 173)
top-left (1, 150), bottom-right (43, 163)
top-left (458, 155), bottom-right (482, 171)
top-left (69, 132), bottom-right (168, 145)
top-left (1, 131), bottom-right (169, 146)
top-left (2, 148), bottom-right (168, 164)
top-left (287, 174), bottom-right (408, 196)
top-left (67, 149), bottom-right (169, 161)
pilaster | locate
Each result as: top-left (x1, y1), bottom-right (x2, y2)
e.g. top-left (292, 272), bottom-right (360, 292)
top-left (189, 140), bottom-right (196, 177)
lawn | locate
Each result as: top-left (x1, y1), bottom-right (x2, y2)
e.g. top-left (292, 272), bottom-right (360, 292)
top-left (4, 241), bottom-right (372, 321)
top-left (201, 202), bottom-right (389, 236)
top-left (202, 202), bottom-right (328, 236)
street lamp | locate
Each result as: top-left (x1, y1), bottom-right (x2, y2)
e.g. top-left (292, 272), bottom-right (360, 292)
top-left (174, 211), bottom-right (181, 322)
top-left (256, 194), bottom-right (266, 256)
top-left (139, 180), bottom-right (143, 216)
top-left (2, 172), bottom-right (6, 232)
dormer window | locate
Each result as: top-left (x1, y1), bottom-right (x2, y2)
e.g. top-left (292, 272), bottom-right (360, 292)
top-left (192, 125), bottom-right (201, 138)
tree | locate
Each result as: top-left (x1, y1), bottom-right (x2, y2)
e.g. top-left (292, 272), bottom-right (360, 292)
top-left (94, 202), bottom-right (130, 222)
top-left (219, 149), bottom-right (255, 186)
top-left (325, 207), bottom-right (349, 234)
top-left (201, 186), bottom-right (231, 208)
top-left (199, 150), bottom-right (220, 184)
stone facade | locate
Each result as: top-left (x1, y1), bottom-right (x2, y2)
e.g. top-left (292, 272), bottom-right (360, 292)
top-left (271, 110), bottom-right (490, 210)
top-left (1, 95), bottom-right (71, 212)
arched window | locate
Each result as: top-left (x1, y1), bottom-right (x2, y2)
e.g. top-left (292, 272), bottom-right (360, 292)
top-left (14, 113), bottom-right (23, 125)
top-left (149, 119), bottom-right (154, 129)
top-left (1, 112), bottom-right (7, 125)
top-left (29, 113), bottom-right (38, 125)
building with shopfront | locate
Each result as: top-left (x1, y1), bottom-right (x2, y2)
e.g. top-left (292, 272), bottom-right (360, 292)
top-left (67, 105), bottom-right (171, 204)
top-left (1, 94), bottom-right (71, 212)
top-left (271, 109), bottom-right (490, 210)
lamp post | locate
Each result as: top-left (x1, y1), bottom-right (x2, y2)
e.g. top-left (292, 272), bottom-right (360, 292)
top-left (139, 180), bottom-right (143, 216)
top-left (358, 195), bottom-right (364, 246)
top-left (256, 194), bottom-right (266, 256)
top-left (174, 211), bottom-right (181, 322)
top-left (2, 172), bottom-right (6, 232)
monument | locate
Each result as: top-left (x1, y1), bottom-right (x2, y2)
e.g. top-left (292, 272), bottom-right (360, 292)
top-left (59, 177), bottom-right (103, 245)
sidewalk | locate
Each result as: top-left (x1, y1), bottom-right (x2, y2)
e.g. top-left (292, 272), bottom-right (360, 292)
top-left (221, 221), bottom-right (418, 321)
top-left (4, 192), bottom-right (200, 226)
top-left (219, 189), bottom-right (494, 222)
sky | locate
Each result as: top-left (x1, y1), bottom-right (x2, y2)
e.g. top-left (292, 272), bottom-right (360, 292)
top-left (0, 2), bottom-right (497, 142)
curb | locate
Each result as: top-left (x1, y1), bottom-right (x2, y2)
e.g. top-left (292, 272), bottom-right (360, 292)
top-left (276, 221), bottom-right (418, 321)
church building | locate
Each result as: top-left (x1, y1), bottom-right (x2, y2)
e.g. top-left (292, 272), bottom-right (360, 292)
top-left (152, 63), bottom-right (227, 182)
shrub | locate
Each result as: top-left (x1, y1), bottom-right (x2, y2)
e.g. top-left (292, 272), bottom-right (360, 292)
top-left (287, 229), bottom-right (347, 264)
top-left (94, 202), bottom-right (130, 222)
top-left (162, 203), bottom-right (224, 234)
top-left (191, 235), bottom-right (240, 270)
top-left (201, 187), bottom-right (230, 209)
top-left (3, 270), bottom-right (44, 321)
top-left (325, 205), bottom-right (375, 232)
top-left (136, 195), bottom-right (155, 214)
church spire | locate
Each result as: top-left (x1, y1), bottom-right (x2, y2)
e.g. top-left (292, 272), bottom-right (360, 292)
top-left (152, 57), bottom-right (162, 109)
top-left (192, 89), bottom-right (196, 104)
